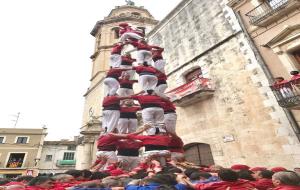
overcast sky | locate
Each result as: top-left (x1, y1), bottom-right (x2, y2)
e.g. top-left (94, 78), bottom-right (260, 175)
top-left (0, 0), bottom-right (182, 140)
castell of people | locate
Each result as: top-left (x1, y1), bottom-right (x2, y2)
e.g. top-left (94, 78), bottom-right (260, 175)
top-left (1, 0), bottom-right (300, 189)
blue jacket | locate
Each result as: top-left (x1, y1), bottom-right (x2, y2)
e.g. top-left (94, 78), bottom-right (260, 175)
top-left (126, 182), bottom-right (187, 190)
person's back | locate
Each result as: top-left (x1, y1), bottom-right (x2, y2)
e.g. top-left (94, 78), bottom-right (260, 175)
top-left (195, 169), bottom-right (254, 190)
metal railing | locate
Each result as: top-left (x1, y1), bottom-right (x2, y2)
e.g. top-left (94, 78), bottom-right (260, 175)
top-left (271, 79), bottom-right (300, 109)
top-left (246, 0), bottom-right (289, 24)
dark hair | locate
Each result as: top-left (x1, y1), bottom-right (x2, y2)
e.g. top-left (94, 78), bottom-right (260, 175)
top-left (143, 62), bottom-right (149, 66)
top-left (273, 171), bottom-right (300, 186)
top-left (0, 178), bottom-right (10, 185)
top-left (81, 169), bottom-right (92, 179)
top-left (274, 77), bottom-right (284, 80)
top-left (131, 170), bottom-right (148, 179)
top-left (190, 172), bottom-right (212, 180)
top-left (290, 71), bottom-right (299, 75)
top-left (259, 170), bottom-right (274, 179)
top-left (218, 169), bottom-right (238, 182)
top-left (90, 172), bottom-right (110, 180)
top-left (65, 169), bottom-right (82, 178)
top-left (147, 174), bottom-right (177, 186)
top-left (146, 90), bottom-right (154, 95)
top-left (184, 168), bottom-right (199, 178)
top-left (237, 170), bottom-right (255, 181)
top-left (16, 175), bottom-right (34, 182)
top-left (165, 167), bottom-right (183, 174)
top-left (28, 176), bottom-right (53, 186)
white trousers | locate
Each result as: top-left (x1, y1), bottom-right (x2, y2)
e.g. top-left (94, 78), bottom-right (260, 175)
top-left (120, 32), bottom-right (143, 42)
top-left (152, 59), bottom-right (166, 73)
top-left (96, 151), bottom-right (118, 170)
top-left (280, 87), bottom-right (294, 98)
top-left (117, 155), bottom-right (140, 171)
top-left (120, 65), bottom-right (135, 79)
top-left (118, 118), bottom-right (138, 134)
top-left (142, 107), bottom-right (164, 135)
top-left (139, 75), bottom-right (158, 91)
top-left (155, 84), bottom-right (168, 94)
top-left (102, 110), bottom-right (120, 132)
top-left (137, 50), bottom-right (153, 65)
top-left (110, 54), bottom-right (122, 68)
top-left (118, 88), bottom-right (134, 97)
top-left (164, 113), bottom-right (177, 134)
top-left (104, 78), bottom-right (120, 96)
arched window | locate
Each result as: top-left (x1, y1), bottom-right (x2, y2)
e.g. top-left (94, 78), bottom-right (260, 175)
top-left (132, 12), bottom-right (141, 16)
top-left (184, 143), bottom-right (214, 166)
top-left (185, 67), bottom-right (202, 82)
top-left (111, 27), bottom-right (120, 39)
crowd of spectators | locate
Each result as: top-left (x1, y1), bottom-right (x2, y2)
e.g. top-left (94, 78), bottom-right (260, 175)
top-left (1, 164), bottom-right (299, 190)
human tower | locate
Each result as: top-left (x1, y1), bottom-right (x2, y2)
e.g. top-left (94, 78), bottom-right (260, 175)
top-left (90, 23), bottom-right (184, 173)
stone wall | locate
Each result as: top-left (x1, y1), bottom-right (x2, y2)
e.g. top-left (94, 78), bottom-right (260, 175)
top-left (148, 0), bottom-right (300, 168)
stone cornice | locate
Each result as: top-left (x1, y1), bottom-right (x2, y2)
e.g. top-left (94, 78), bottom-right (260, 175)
top-left (91, 15), bottom-right (158, 37)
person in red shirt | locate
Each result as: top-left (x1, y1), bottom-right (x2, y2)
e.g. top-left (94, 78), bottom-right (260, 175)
top-left (118, 99), bottom-right (140, 134)
top-left (151, 47), bottom-right (166, 73)
top-left (119, 23), bottom-right (144, 42)
top-left (272, 77), bottom-right (294, 98)
top-left (104, 68), bottom-right (128, 96)
top-left (130, 90), bottom-right (167, 135)
top-left (231, 164), bottom-right (250, 172)
top-left (102, 95), bottom-right (127, 133)
top-left (118, 73), bottom-right (138, 96)
top-left (155, 70), bottom-right (168, 94)
top-left (252, 170), bottom-right (275, 190)
top-left (128, 39), bottom-right (161, 65)
top-left (271, 167), bottom-right (288, 173)
top-left (116, 138), bottom-right (143, 171)
top-left (91, 130), bottom-right (121, 171)
top-left (272, 171), bottom-right (300, 190)
top-left (184, 169), bottom-right (255, 190)
top-left (161, 99), bottom-right (177, 134)
top-left (25, 176), bottom-right (54, 190)
top-left (132, 63), bottom-right (160, 92)
top-left (168, 133), bottom-right (185, 162)
top-left (120, 53), bottom-right (137, 79)
top-left (110, 42), bottom-right (127, 68)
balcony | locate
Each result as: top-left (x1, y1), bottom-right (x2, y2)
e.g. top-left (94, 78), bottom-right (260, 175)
top-left (245, 0), bottom-right (300, 26)
top-left (166, 77), bottom-right (214, 107)
top-left (56, 160), bottom-right (76, 167)
top-left (271, 80), bottom-right (300, 109)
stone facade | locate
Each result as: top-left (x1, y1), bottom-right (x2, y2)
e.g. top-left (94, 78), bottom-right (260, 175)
top-left (148, 0), bottom-right (300, 168)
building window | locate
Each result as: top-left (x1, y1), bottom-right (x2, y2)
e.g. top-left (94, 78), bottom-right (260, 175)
top-left (63, 152), bottom-right (75, 160)
top-left (16, 137), bottom-right (28, 144)
top-left (67, 145), bottom-right (76, 150)
top-left (112, 27), bottom-right (120, 39)
top-left (132, 12), bottom-right (141, 16)
top-left (6, 153), bottom-right (26, 168)
top-left (45, 155), bottom-right (52, 161)
top-left (267, 0), bottom-right (288, 9)
top-left (185, 68), bottom-right (202, 82)
top-left (0, 136), bottom-right (5, 144)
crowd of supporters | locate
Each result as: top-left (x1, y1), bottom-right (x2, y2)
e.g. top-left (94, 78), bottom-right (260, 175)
top-left (0, 164), bottom-right (299, 189)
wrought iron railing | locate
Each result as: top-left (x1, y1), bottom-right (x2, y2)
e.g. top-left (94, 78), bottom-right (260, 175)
top-left (271, 79), bottom-right (300, 109)
top-left (246, 0), bottom-right (289, 24)
top-left (166, 77), bottom-right (214, 102)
